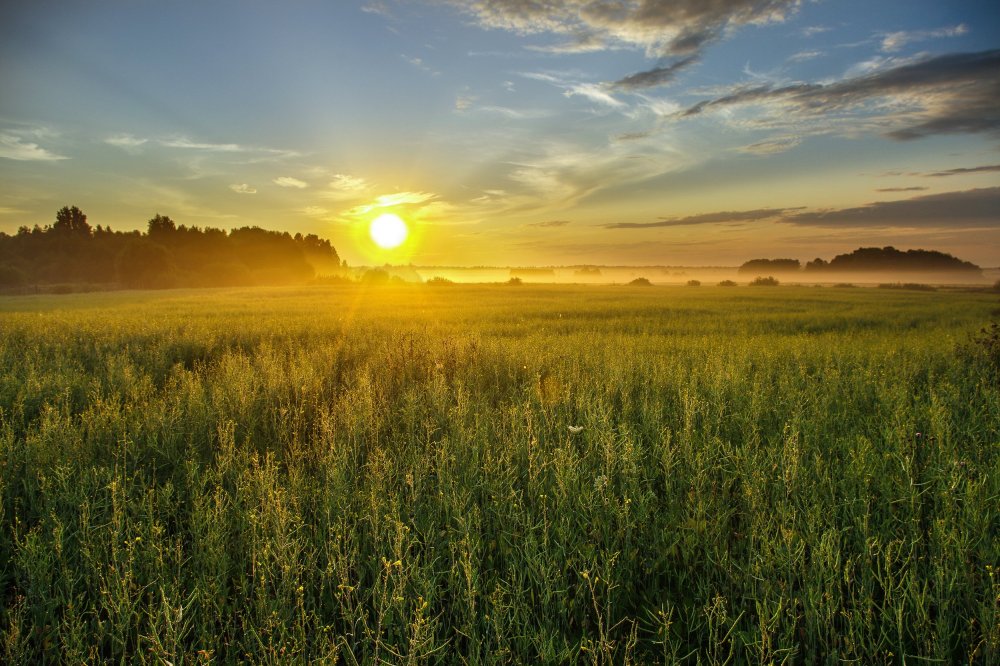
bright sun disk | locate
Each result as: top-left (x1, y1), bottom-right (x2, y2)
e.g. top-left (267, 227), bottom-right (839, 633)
top-left (369, 213), bottom-right (408, 249)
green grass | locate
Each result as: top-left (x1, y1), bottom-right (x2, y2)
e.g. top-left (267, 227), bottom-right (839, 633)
top-left (1, 284), bottom-right (997, 663)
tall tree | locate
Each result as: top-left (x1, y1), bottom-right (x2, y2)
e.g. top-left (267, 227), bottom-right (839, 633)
top-left (53, 206), bottom-right (92, 237)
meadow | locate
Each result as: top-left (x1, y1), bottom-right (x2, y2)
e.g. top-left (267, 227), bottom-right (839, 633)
top-left (0, 284), bottom-right (997, 664)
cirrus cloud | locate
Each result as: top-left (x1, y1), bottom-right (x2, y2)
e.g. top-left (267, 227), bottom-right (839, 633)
top-left (273, 176), bottom-right (308, 189)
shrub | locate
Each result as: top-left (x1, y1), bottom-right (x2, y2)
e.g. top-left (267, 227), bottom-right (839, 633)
top-left (834, 283), bottom-right (856, 288)
top-left (717, 280), bottom-right (737, 287)
top-left (426, 277), bottom-right (454, 286)
top-left (360, 268), bottom-right (390, 285)
top-left (686, 279), bottom-right (701, 287)
top-left (506, 277), bottom-right (523, 286)
top-left (749, 276), bottom-right (779, 287)
top-left (877, 283), bottom-right (936, 291)
top-left (628, 277), bottom-right (652, 286)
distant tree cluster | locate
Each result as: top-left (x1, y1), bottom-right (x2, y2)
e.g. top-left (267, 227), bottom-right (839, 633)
top-left (737, 258), bottom-right (801, 274)
top-left (740, 247), bottom-right (981, 275)
top-left (0, 206), bottom-right (342, 289)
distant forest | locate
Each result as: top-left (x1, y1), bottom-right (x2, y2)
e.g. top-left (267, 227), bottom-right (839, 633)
top-left (738, 247), bottom-right (982, 275)
top-left (0, 206), bottom-right (342, 289)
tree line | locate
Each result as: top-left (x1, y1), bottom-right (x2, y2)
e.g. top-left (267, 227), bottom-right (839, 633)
top-left (738, 246), bottom-right (982, 275)
top-left (0, 206), bottom-right (343, 289)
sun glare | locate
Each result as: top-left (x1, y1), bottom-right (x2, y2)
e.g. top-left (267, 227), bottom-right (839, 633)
top-left (369, 213), bottom-right (408, 249)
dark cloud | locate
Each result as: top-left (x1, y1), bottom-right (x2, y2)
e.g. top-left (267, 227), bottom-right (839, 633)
top-left (443, 0), bottom-right (800, 83)
top-left (875, 186), bottom-right (929, 192)
top-left (680, 49), bottom-right (1000, 139)
top-left (606, 207), bottom-right (796, 229)
top-left (925, 164), bottom-right (1000, 177)
top-left (782, 187), bottom-right (1000, 228)
top-left (612, 55), bottom-right (698, 91)
top-left (528, 219), bottom-right (571, 227)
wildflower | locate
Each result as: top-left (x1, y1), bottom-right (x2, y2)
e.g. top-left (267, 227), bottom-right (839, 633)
top-left (568, 425), bottom-right (584, 434)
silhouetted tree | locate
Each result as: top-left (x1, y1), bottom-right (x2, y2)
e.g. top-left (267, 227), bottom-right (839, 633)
top-left (147, 214), bottom-right (177, 237)
top-left (53, 206), bottom-right (91, 237)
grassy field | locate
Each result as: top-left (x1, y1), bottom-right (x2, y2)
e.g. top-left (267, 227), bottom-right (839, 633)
top-left (0, 284), bottom-right (997, 663)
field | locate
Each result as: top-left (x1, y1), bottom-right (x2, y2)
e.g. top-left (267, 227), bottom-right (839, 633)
top-left (0, 284), bottom-right (997, 663)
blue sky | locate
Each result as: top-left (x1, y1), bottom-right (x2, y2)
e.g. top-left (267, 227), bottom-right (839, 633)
top-left (1, 0), bottom-right (998, 266)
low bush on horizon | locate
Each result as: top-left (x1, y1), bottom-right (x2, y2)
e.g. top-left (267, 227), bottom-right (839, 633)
top-left (878, 282), bottom-right (937, 291)
top-left (628, 277), bottom-right (652, 286)
top-left (0, 285), bottom-right (996, 663)
top-left (749, 275), bottom-right (779, 286)
top-left (717, 279), bottom-right (737, 287)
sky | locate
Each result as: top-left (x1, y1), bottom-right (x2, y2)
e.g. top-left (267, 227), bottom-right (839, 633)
top-left (1, 0), bottom-right (999, 267)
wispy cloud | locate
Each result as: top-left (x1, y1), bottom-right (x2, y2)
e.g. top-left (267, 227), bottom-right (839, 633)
top-left (444, 0), bottom-right (800, 57)
top-left (443, 0), bottom-right (801, 87)
top-left (875, 186), bottom-right (928, 192)
top-left (361, 1), bottom-right (392, 18)
top-left (402, 54), bottom-right (439, 76)
top-left (787, 49), bottom-right (822, 63)
top-left (105, 134), bottom-right (148, 150)
top-left (229, 183), bottom-right (257, 194)
top-left (528, 219), bottom-right (571, 227)
top-left (565, 83), bottom-right (624, 108)
top-left (321, 174), bottom-right (371, 200)
top-left (678, 49), bottom-right (1000, 141)
top-left (160, 137), bottom-right (244, 152)
top-left (924, 164), bottom-right (1000, 177)
top-left (880, 23), bottom-right (967, 53)
top-left (800, 25), bottom-right (832, 38)
top-left (611, 56), bottom-right (698, 91)
top-left (782, 187), bottom-right (1000, 228)
top-left (606, 208), bottom-right (797, 229)
top-left (273, 176), bottom-right (308, 189)
top-left (0, 133), bottom-right (68, 161)
top-left (737, 135), bottom-right (801, 155)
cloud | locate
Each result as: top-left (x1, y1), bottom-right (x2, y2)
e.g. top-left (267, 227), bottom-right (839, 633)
top-left (105, 134), bottom-right (148, 149)
top-left (0, 133), bottom-right (68, 161)
top-left (737, 135), bottom-right (801, 154)
top-left (924, 164), bottom-right (1000, 177)
top-left (565, 83), bottom-right (624, 108)
top-left (606, 207), bottom-right (796, 229)
top-left (781, 187), bottom-right (1000, 228)
top-left (273, 176), bottom-right (308, 189)
top-left (880, 24), bottom-right (967, 53)
top-left (787, 50), bottom-right (822, 63)
top-left (528, 219), bottom-right (571, 227)
top-left (445, 0), bottom-right (800, 56)
top-left (403, 55), bottom-right (439, 76)
top-left (361, 1), bottom-right (392, 18)
top-left (800, 25), bottom-right (831, 38)
top-left (320, 174), bottom-right (371, 200)
top-left (330, 174), bottom-right (369, 191)
top-left (443, 0), bottom-right (801, 86)
top-left (520, 71), bottom-right (625, 108)
top-left (679, 49), bottom-right (1000, 141)
top-left (157, 136), bottom-right (300, 160)
top-left (455, 93), bottom-right (477, 111)
top-left (875, 186), bottom-right (928, 192)
top-left (375, 191), bottom-right (436, 207)
top-left (612, 55), bottom-right (698, 91)
top-left (229, 183), bottom-right (257, 194)
top-left (160, 137), bottom-right (243, 151)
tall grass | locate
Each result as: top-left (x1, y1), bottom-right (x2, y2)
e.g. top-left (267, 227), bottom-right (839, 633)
top-left (1, 285), bottom-right (997, 663)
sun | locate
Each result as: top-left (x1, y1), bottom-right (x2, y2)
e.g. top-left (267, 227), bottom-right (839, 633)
top-left (369, 213), bottom-right (408, 249)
